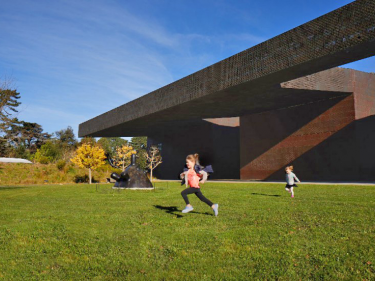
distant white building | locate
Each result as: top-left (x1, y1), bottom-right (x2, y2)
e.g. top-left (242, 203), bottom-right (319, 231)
top-left (0, 158), bottom-right (32, 164)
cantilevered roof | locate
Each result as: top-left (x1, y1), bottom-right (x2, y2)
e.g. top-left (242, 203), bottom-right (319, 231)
top-left (79, 0), bottom-right (375, 137)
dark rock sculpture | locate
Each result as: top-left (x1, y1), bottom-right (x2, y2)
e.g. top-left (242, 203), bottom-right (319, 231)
top-left (110, 154), bottom-right (153, 189)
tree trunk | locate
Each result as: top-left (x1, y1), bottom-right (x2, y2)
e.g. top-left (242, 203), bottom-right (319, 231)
top-left (89, 168), bottom-right (92, 184)
top-left (150, 167), bottom-right (153, 182)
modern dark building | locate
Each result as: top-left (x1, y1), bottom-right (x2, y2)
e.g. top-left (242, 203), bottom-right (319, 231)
top-left (79, 0), bottom-right (375, 182)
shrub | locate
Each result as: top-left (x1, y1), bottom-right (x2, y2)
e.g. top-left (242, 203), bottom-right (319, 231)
top-left (38, 156), bottom-right (51, 165)
top-left (74, 175), bottom-right (97, 183)
top-left (34, 141), bottom-right (61, 164)
top-left (67, 164), bottom-right (76, 174)
top-left (56, 160), bottom-right (66, 171)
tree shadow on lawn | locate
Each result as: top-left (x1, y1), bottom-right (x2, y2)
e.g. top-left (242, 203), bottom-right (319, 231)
top-left (0, 186), bottom-right (28, 191)
top-left (153, 205), bottom-right (212, 218)
top-left (251, 193), bottom-right (281, 197)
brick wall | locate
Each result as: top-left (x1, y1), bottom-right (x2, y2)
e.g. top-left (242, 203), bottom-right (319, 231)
top-left (240, 95), bottom-right (355, 180)
top-left (240, 68), bottom-right (375, 182)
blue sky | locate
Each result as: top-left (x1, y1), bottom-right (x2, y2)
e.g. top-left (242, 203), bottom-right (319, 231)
top-left (1, 0), bottom-right (374, 137)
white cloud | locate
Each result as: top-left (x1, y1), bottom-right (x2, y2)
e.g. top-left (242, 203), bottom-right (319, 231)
top-left (0, 0), bottom-right (267, 136)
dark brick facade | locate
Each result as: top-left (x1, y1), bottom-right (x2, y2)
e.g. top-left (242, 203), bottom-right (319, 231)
top-left (148, 118), bottom-right (240, 180)
top-left (240, 68), bottom-right (375, 182)
top-left (148, 68), bottom-right (375, 182)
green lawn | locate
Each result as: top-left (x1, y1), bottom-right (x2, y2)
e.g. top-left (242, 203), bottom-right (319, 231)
top-left (0, 182), bottom-right (374, 280)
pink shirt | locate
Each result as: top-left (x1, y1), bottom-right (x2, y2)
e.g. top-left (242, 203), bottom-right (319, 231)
top-left (187, 169), bottom-right (201, 188)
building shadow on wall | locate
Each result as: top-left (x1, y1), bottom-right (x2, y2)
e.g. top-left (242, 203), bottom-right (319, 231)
top-left (265, 115), bottom-right (375, 182)
top-left (240, 92), bottom-right (349, 170)
top-left (240, 94), bottom-right (355, 180)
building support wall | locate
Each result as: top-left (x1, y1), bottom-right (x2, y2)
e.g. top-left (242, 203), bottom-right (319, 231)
top-left (145, 68), bottom-right (375, 182)
top-left (148, 118), bottom-right (240, 180)
top-left (240, 69), bottom-right (375, 182)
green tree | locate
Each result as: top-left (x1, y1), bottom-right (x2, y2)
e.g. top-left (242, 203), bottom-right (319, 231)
top-left (97, 137), bottom-right (127, 158)
top-left (55, 126), bottom-right (77, 147)
top-left (12, 144), bottom-right (31, 160)
top-left (0, 138), bottom-right (7, 156)
top-left (0, 79), bottom-right (21, 156)
top-left (130, 136), bottom-right (147, 170)
top-left (80, 137), bottom-right (96, 146)
top-left (4, 120), bottom-right (51, 153)
top-left (20, 121), bottom-right (51, 152)
top-left (0, 79), bottom-right (52, 158)
top-left (33, 141), bottom-right (61, 164)
top-left (54, 126), bottom-right (77, 161)
top-left (0, 80), bottom-right (21, 130)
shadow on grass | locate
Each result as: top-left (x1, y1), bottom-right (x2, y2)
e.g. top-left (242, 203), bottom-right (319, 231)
top-left (153, 205), bottom-right (183, 218)
top-left (153, 205), bottom-right (213, 218)
top-left (0, 186), bottom-right (28, 191)
top-left (251, 193), bottom-right (281, 197)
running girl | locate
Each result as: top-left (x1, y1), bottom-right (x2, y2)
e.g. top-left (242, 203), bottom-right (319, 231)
top-left (180, 154), bottom-right (218, 216)
top-left (285, 165), bottom-right (300, 198)
top-left (180, 153), bottom-right (213, 186)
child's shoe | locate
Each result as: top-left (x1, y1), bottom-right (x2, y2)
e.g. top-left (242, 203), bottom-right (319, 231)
top-left (213, 204), bottom-right (219, 216)
top-left (291, 194), bottom-right (294, 198)
top-left (182, 206), bottom-right (194, 213)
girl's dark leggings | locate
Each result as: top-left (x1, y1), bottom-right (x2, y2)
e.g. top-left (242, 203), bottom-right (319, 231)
top-left (181, 187), bottom-right (213, 207)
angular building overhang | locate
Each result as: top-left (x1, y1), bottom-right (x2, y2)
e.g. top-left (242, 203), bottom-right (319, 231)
top-left (79, 0), bottom-right (375, 137)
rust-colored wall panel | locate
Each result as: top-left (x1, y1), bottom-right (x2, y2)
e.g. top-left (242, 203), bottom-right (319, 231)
top-left (353, 70), bottom-right (375, 120)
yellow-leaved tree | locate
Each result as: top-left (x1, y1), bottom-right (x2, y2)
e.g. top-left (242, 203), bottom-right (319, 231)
top-left (71, 143), bottom-right (106, 184)
top-left (112, 144), bottom-right (137, 171)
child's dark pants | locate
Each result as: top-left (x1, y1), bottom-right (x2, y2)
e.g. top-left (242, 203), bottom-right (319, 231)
top-left (181, 187), bottom-right (213, 207)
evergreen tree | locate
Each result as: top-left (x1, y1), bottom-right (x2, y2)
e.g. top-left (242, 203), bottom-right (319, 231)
top-left (130, 136), bottom-right (147, 170)
top-left (0, 80), bottom-right (21, 156)
top-left (55, 126), bottom-right (77, 147)
top-left (0, 84), bottom-right (21, 129)
top-left (2, 119), bottom-right (51, 156)
top-left (4, 120), bottom-right (51, 153)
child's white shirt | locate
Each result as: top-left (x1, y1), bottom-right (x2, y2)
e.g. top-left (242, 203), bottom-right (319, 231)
top-left (286, 172), bottom-right (299, 185)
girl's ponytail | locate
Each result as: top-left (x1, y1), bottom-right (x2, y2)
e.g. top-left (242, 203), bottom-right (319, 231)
top-left (186, 153), bottom-right (201, 166)
top-left (194, 153), bottom-right (201, 166)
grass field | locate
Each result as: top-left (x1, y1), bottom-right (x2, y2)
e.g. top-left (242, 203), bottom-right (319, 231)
top-left (0, 182), bottom-right (374, 280)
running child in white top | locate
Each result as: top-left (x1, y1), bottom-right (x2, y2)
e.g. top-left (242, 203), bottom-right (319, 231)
top-left (285, 165), bottom-right (300, 198)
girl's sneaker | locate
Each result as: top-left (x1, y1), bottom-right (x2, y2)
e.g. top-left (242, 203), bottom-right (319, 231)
top-left (182, 206), bottom-right (194, 213)
top-left (213, 204), bottom-right (219, 216)
top-left (291, 194), bottom-right (294, 198)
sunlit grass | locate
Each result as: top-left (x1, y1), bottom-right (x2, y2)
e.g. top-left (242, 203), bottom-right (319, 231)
top-left (0, 182), bottom-right (374, 280)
